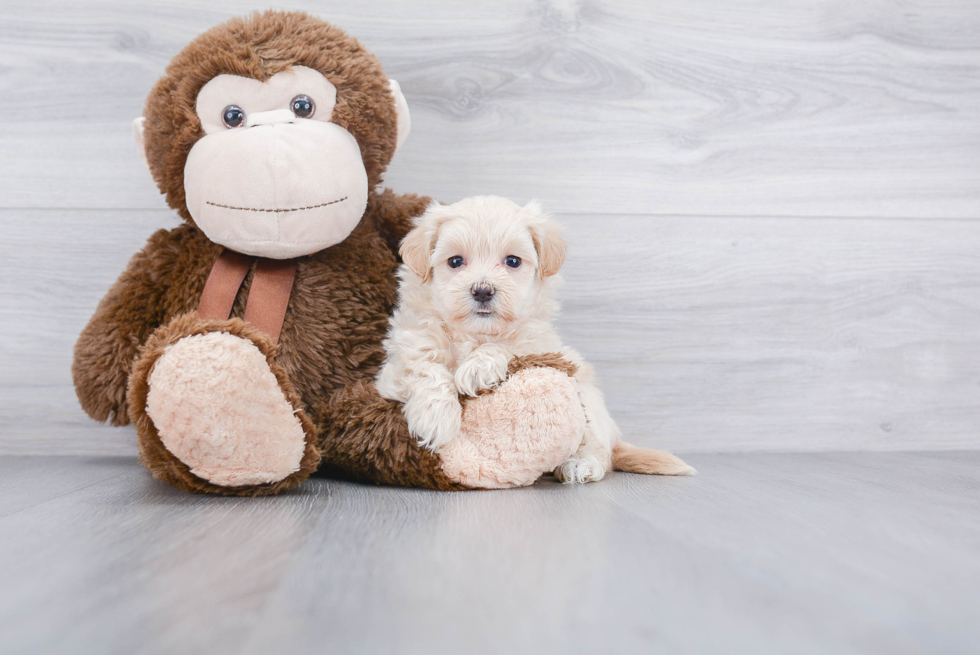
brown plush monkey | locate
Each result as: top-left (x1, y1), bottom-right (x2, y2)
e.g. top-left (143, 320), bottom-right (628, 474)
top-left (72, 11), bottom-right (584, 495)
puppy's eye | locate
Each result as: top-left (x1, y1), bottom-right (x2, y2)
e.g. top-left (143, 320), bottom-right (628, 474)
top-left (504, 255), bottom-right (522, 269)
top-left (448, 256), bottom-right (465, 268)
top-left (222, 105), bottom-right (246, 128)
top-left (290, 94), bottom-right (315, 118)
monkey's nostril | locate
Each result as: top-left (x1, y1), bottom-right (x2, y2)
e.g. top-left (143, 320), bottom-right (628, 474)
top-left (471, 284), bottom-right (494, 303)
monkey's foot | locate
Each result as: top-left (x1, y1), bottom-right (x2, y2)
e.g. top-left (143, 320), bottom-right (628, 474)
top-left (438, 355), bottom-right (586, 489)
top-left (129, 314), bottom-right (319, 495)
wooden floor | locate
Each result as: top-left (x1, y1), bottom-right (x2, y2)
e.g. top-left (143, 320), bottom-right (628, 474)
top-left (1, 452), bottom-right (977, 654)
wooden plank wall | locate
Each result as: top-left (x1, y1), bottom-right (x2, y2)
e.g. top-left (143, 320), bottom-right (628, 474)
top-left (2, 0), bottom-right (979, 455)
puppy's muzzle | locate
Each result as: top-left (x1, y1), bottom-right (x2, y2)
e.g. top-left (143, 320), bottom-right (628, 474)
top-left (471, 283), bottom-right (495, 303)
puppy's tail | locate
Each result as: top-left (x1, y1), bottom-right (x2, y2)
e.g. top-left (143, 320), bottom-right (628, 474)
top-left (612, 442), bottom-right (696, 476)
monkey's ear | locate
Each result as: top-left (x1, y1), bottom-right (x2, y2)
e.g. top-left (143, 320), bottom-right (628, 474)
top-left (526, 201), bottom-right (567, 278)
top-left (389, 80), bottom-right (411, 154)
top-left (133, 117), bottom-right (150, 174)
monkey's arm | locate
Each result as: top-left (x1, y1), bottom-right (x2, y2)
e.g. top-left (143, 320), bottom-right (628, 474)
top-left (72, 228), bottom-right (180, 426)
top-left (313, 381), bottom-right (469, 491)
top-left (368, 188), bottom-right (433, 254)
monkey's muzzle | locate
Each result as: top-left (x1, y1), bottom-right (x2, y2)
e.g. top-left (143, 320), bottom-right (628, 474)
top-left (183, 118), bottom-right (368, 259)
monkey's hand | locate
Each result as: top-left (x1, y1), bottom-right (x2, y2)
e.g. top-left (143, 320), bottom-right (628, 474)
top-left (454, 344), bottom-right (510, 397)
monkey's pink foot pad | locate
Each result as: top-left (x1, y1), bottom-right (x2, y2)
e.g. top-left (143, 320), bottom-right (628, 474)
top-left (146, 332), bottom-right (307, 487)
top-left (439, 367), bottom-right (586, 489)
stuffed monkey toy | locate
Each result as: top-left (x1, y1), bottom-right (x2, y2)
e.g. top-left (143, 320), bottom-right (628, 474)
top-left (72, 11), bottom-right (584, 495)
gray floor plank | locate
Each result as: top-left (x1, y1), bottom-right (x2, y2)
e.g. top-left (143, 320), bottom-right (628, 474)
top-left (0, 464), bottom-right (330, 655)
top-left (599, 453), bottom-right (980, 652)
top-left (0, 453), bottom-right (977, 654)
top-left (6, 209), bottom-right (980, 455)
top-left (0, 456), bottom-right (131, 517)
top-left (1, 1), bottom-right (980, 217)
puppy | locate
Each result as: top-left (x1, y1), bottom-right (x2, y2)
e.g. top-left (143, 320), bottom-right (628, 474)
top-left (376, 196), bottom-right (695, 483)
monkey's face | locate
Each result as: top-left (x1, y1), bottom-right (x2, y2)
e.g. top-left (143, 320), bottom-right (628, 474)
top-left (139, 12), bottom-right (410, 257)
top-left (177, 66), bottom-right (369, 259)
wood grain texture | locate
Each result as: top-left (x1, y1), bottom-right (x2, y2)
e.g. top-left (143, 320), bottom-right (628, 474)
top-left (0, 453), bottom-right (977, 654)
top-left (1, 2), bottom-right (979, 455)
top-left (0, 456), bottom-right (130, 518)
top-left (1, 0), bottom-right (980, 216)
top-left (4, 208), bottom-right (979, 455)
top-left (0, 208), bottom-right (174, 456)
top-left (557, 213), bottom-right (980, 452)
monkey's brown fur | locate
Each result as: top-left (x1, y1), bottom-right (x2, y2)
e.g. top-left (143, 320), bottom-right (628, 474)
top-left (73, 11), bottom-right (579, 495)
top-left (72, 11), bottom-right (445, 495)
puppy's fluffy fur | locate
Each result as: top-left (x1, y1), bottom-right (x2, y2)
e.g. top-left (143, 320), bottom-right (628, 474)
top-left (376, 196), bottom-right (694, 483)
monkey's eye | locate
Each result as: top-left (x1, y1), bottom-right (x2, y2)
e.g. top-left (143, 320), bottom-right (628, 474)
top-left (221, 105), bottom-right (246, 129)
top-left (448, 256), bottom-right (465, 268)
top-left (290, 94), bottom-right (315, 118)
top-left (504, 255), bottom-right (522, 269)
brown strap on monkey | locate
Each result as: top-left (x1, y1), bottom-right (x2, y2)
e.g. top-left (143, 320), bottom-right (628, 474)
top-left (243, 258), bottom-right (298, 346)
top-left (198, 249), bottom-right (298, 346)
top-left (198, 250), bottom-right (253, 321)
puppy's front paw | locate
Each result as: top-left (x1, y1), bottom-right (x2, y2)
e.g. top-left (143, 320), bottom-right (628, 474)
top-left (554, 455), bottom-right (607, 484)
top-left (404, 393), bottom-right (462, 451)
top-left (455, 346), bottom-right (510, 397)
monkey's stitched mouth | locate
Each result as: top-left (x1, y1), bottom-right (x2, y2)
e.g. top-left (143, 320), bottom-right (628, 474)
top-left (206, 197), bottom-right (348, 213)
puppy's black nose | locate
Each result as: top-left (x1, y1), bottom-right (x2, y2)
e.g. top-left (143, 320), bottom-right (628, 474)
top-left (471, 283), bottom-right (494, 303)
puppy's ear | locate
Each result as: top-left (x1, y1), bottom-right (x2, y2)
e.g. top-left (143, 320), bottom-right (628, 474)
top-left (525, 201), bottom-right (566, 278)
top-left (400, 227), bottom-right (432, 282)
top-left (399, 202), bottom-right (444, 283)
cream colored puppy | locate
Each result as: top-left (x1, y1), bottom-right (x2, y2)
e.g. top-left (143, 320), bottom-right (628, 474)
top-left (376, 195), bottom-right (694, 483)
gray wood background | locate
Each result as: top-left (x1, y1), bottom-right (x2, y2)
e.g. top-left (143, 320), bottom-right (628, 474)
top-left (2, 0), bottom-right (979, 455)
